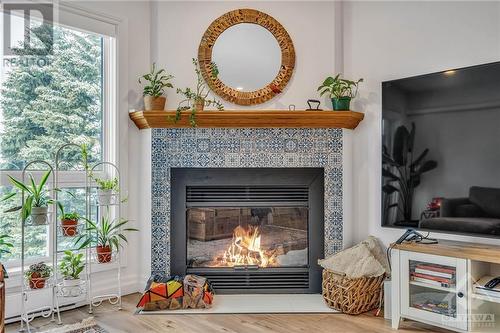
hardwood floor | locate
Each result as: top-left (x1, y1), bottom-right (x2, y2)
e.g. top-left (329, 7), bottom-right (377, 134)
top-left (6, 293), bottom-right (451, 333)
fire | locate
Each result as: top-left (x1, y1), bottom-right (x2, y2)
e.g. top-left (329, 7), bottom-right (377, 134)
top-left (220, 225), bottom-right (278, 268)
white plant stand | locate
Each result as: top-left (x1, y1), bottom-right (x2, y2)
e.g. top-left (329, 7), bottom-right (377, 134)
top-left (54, 144), bottom-right (90, 305)
top-left (17, 146), bottom-right (123, 332)
top-left (86, 161), bottom-right (123, 313)
top-left (19, 161), bottom-right (61, 333)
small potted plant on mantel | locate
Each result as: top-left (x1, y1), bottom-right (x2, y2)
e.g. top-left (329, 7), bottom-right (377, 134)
top-left (1, 170), bottom-right (55, 225)
top-left (317, 74), bottom-right (363, 111)
top-left (25, 262), bottom-right (52, 289)
top-left (57, 202), bottom-right (80, 237)
top-left (76, 215), bottom-right (138, 264)
top-left (175, 58), bottom-right (224, 127)
top-left (59, 250), bottom-right (85, 288)
top-left (139, 63), bottom-right (174, 111)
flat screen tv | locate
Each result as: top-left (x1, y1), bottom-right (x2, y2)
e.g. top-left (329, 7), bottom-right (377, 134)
top-left (382, 62), bottom-right (500, 237)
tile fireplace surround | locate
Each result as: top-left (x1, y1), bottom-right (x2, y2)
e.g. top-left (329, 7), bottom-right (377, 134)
top-left (151, 128), bottom-right (344, 275)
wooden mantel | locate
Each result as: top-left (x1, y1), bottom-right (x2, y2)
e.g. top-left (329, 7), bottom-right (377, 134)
top-left (129, 110), bottom-right (364, 130)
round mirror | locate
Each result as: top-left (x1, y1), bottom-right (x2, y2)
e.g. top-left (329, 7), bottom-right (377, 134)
top-left (212, 23), bottom-right (282, 92)
top-left (199, 9), bottom-right (295, 105)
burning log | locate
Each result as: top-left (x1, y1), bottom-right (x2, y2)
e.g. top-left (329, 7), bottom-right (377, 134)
top-left (216, 225), bottom-right (279, 267)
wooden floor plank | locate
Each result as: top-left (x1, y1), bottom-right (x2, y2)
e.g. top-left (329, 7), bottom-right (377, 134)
top-left (6, 293), bottom-right (451, 333)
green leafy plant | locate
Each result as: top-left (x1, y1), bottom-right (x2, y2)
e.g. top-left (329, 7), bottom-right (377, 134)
top-left (57, 202), bottom-right (79, 221)
top-left (175, 58), bottom-right (224, 127)
top-left (93, 177), bottom-right (119, 191)
top-left (59, 250), bottom-right (85, 280)
top-left (0, 234), bottom-right (13, 259)
top-left (139, 63), bottom-right (174, 97)
top-left (25, 262), bottom-right (52, 279)
top-left (1, 170), bottom-right (54, 220)
top-left (318, 74), bottom-right (363, 99)
top-left (75, 215), bottom-right (138, 251)
top-left (382, 123), bottom-right (438, 223)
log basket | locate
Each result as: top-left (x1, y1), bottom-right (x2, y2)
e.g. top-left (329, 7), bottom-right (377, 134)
top-left (322, 268), bottom-right (385, 315)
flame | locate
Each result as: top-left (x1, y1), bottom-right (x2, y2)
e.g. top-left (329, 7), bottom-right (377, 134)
top-left (220, 225), bottom-right (277, 268)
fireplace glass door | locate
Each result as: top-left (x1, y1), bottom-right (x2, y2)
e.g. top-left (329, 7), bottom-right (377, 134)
top-left (187, 207), bottom-right (308, 268)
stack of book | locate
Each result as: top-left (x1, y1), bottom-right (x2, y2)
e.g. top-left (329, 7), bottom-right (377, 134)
top-left (410, 263), bottom-right (455, 288)
top-left (474, 276), bottom-right (500, 300)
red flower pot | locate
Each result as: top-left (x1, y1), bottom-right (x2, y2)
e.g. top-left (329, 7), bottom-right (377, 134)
top-left (29, 273), bottom-right (47, 289)
top-left (96, 246), bottom-right (112, 263)
top-left (61, 219), bottom-right (78, 237)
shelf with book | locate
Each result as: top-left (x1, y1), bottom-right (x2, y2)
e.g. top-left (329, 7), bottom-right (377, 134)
top-left (409, 281), bottom-right (456, 293)
top-left (472, 293), bottom-right (500, 304)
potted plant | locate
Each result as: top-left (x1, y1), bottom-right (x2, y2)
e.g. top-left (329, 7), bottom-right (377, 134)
top-left (76, 215), bottom-right (138, 264)
top-left (25, 262), bottom-right (52, 289)
top-left (1, 170), bottom-right (55, 225)
top-left (317, 74), bottom-right (363, 111)
top-left (139, 63), bottom-right (174, 111)
top-left (175, 58), bottom-right (224, 127)
top-left (59, 250), bottom-right (85, 288)
top-left (93, 176), bottom-right (119, 206)
top-left (57, 202), bottom-right (80, 237)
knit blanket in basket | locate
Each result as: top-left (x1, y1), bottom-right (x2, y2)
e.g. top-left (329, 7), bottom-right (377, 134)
top-left (318, 236), bottom-right (390, 279)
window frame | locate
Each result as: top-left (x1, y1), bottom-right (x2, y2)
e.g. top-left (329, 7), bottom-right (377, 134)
top-left (0, 22), bottom-right (117, 269)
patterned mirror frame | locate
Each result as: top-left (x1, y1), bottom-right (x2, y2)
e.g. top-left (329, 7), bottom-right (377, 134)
top-left (198, 9), bottom-right (295, 106)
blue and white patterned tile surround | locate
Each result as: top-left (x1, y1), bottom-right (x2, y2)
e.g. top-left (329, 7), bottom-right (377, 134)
top-left (151, 128), bottom-right (344, 274)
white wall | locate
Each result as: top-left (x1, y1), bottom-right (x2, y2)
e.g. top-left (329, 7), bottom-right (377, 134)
top-left (343, 1), bottom-right (500, 246)
top-left (152, 1), bottom-right (337, 110)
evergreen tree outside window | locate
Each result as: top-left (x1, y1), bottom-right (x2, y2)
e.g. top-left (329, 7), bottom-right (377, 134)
top-left (0, 18), bottom-right (108, 264)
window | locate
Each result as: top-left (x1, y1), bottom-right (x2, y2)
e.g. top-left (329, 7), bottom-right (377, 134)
top-left (0, 9), bottom-right (116, 266)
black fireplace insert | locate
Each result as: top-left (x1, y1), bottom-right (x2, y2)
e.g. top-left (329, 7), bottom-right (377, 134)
top-left (171, 168), bottom-right (324, 293)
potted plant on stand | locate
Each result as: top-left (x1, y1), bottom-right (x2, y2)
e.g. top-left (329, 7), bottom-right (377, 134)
top-left (76, 215), bottom-right (138, 264)
top-left (57, 202), bottom-right (80, 237)
top-left (59, 250), bottom-right (85, 289)
top-left (93, 176), bottom-right (119, 206)
top-left (139, 63), bottom-right (174, 111)
top-left (25, 262), bottom-right (52, 289)
top-left (1, 170), bottom-right (55, 225)
top-left (175, 58), bottom-right (224, 127)
top-left (318, 74), bottom-right (363, 111)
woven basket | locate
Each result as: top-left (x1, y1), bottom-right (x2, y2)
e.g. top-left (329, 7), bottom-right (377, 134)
top-left (322, 268), bottom-right (385, 315)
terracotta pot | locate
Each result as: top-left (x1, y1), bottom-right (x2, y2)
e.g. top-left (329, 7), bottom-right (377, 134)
top-left (144, 96), bottom-right (166, 111)
top-left (61, 219), bottom-right (78, 237)
top-left (96, 246), bottom-right (112, 263)
top-left (194, 98), bottom-right (205, 112)
top-left (29, 273), bottom-right (47, 289)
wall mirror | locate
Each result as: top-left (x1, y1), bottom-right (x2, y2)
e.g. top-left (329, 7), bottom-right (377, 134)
top-left (198, 9), bottom-right (295, 106)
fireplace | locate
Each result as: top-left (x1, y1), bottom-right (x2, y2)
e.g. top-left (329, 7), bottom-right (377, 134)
top-left (171, 168), bottom-right (324, 293)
